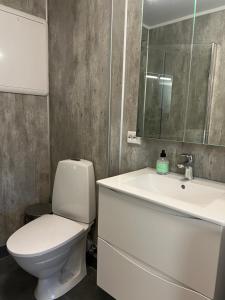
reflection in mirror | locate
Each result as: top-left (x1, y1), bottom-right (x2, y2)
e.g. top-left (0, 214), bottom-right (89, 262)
top-left (184, 43), bottom-right (216, 144)
top-left (186, 0), bottom-right (225, 146)
top-left (137, 0), bottom-right (196, 142)
top-left (137, 0), bottom-right (225, 146)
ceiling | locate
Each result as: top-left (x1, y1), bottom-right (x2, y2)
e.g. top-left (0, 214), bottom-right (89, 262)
top-left (143, 0), bottom-right (225, 28)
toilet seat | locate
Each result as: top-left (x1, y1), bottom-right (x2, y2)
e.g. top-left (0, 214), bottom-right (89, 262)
top-left (7, 214), bottom-right (88, 258)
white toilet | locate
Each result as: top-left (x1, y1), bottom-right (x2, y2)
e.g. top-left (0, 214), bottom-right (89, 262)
top-left (7, 159), bottom-right (96, 300)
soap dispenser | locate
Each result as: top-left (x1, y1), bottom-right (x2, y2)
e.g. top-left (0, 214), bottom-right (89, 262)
top-left (156, 149), bottom-right (169, 175)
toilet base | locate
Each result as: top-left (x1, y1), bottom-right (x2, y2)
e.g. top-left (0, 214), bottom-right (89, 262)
top-left (34, 267), bottom-right (87, 300)
top-left (34, 233), bottom-right (88, 300)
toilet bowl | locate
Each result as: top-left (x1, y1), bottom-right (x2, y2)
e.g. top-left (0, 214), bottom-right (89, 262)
top-left (7, 160), bottom-right (96, 300)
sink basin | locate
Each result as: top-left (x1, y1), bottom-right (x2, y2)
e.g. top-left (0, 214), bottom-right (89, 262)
top-left (124, 173), bottom-right (224, 206)
top-left (97, 168), bottom-right (225, 225)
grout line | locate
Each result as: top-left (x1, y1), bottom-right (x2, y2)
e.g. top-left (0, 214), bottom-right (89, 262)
top-left (107, 0), bottom-right (114, 177)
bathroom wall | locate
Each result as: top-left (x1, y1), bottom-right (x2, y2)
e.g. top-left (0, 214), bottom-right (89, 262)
top-left (0, 0), bottom-right (50, 246)
top-left (109, 0), bottom-right (126, 176)
top-left (119, 0), bottom-right (225, 183)
top-left (48, 0), bottom-right (112, 182)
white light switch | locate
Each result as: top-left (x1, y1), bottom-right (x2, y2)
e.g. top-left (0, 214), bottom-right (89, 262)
top-left (127, 131), bottom-right (142, 145)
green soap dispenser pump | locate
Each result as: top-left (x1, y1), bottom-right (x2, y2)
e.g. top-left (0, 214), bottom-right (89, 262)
top-left (156, 149), bottom-right (169, 175)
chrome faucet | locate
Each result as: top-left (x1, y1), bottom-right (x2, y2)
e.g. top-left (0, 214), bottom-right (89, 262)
top-left (177, 154), bottom-right (194, 180)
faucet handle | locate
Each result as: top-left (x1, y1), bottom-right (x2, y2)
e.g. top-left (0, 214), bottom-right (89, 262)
top-left (179, 153), bottom-right (193, 164)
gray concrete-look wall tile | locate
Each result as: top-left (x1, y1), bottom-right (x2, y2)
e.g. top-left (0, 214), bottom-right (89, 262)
top-left (120, 0), bottom-right (143, 174)
top-left (0, 94), bottom-right (49, 245)
top-left (49, 0), bottom-right (112, 182)
top-left (0, 0), bottom-right (49, 246)
top-left (0, 0), bottom-right (46, 19)
top-left (109, 0), bottom-right (126, 176)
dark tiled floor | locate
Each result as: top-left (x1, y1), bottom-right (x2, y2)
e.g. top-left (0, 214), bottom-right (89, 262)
top-left (0, 256), bottom-right (114, 300)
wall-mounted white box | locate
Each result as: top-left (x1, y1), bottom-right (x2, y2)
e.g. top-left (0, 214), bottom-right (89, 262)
top-left (0, 5), bottom-right (48, 96)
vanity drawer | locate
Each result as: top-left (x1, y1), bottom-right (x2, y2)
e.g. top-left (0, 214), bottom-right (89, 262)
top-left (97, 238), bottom-right (210, 300)
top-left (98, 187), bottom-right (222, 299)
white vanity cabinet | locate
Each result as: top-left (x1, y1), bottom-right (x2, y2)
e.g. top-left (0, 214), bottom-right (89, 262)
top-left (97, 186), bottom-right (225, 300)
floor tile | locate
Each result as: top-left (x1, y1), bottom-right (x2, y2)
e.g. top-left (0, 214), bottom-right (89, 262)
top-left (0, 256), bottom-right (113, 300)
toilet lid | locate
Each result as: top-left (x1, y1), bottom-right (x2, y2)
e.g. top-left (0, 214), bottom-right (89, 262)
top-left (7, 214), bottom-right (89, 257)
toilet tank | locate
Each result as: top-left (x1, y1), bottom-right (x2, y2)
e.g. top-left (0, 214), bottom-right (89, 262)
top-left (52, 160), bottom-right (96, 224)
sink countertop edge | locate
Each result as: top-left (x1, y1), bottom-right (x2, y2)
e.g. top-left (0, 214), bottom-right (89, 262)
top-left (97, 168), bottom-right (225, 227)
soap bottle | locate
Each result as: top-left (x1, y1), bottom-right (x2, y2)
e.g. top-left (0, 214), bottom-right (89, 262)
top-left (156, 150), bottom-right (169, 175)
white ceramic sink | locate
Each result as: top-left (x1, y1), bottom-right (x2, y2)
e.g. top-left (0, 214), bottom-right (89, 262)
top-left (125, 173), bottom-right (224, 205)
top-left (97, 168), bottom-right (225, 225)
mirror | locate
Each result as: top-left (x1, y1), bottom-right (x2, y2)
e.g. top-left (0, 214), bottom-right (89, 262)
top-left (137, 0), bottom-right (225, 146)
